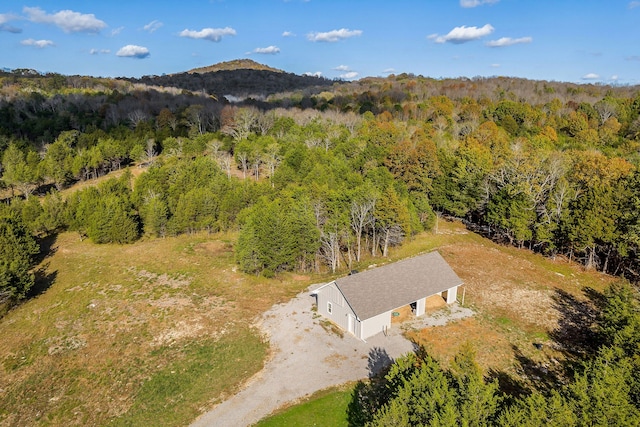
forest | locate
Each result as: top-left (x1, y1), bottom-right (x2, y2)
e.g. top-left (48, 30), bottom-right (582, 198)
top-left (3, 66), bottom-right (640, 302)
top-left (1, 63), bottom-right (640, 425)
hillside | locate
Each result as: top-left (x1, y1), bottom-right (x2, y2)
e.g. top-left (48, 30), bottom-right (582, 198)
top-left (125, 59), bottom-right (336, 99)
top-left (186, 59), bottom-right (283, 74)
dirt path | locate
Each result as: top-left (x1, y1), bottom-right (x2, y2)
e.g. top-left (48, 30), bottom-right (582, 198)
top-left (191, 289), bottom-right (473, 427)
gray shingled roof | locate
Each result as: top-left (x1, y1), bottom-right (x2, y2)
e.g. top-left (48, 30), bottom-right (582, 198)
top-left (335, 251), bottom-right (463, 321)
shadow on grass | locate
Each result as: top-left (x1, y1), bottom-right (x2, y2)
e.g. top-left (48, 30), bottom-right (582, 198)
top-left (27, 264), bottom-right (58, 300)
top-left (488, 286), bottom-right (607, 397)
top-left (28, 233), bottom-right (60, 300)
top-left (549, 287), bottom-right (602, 361)
top-left (34, 233), bottom-right (59, 264)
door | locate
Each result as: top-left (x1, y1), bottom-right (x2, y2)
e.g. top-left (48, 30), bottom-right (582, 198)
top-left (347, 314), bottom-right (355, 334)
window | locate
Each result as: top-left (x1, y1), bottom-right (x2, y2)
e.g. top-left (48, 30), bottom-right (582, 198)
top-left (327, 302), bottom-right (333, 314)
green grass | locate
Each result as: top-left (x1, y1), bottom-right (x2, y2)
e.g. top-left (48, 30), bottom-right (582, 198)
top-left (111, 327), bottom-right (266, 426)
top-left (255, 385), bottom-right (353, 427)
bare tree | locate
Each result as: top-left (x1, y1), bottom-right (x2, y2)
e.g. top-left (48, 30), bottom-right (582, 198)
top-left (141, 139), bottom-right (157, 166)
top-left (217, 153), bottom-right (233, 179)
top-left (236, 151), bottom-right (249, 179)
top-left (256, 110), bottom-right (275, 135)
top-left (128, 109), bottom-right (148, 129)
top-left (184, 104), bottom-right (208, 135)
top-left (222, 107), bottom-right (258, 141)
top-left (262, 143), bottom-right (280, 183)
top-left (251, 156), bottom-right (261, 181)
top-left (207, 139), bottom-right (223, 158)
top-left (319, 229), bottom-right (341, 273)
top-left (350, 198), bottom-right (376, 262)
top-left (594, 100), bottom-right (617, 125)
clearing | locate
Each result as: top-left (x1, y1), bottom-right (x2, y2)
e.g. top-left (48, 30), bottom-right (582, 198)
top-left (0, 219), bottom-right (616, 426)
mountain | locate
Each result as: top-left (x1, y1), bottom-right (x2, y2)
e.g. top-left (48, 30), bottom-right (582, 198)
top-left (126, 59), bottom-right (336, 100)
top-left (186, 59), bottom-right (283, 74)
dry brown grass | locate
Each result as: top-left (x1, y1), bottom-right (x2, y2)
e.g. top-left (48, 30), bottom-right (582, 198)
top-left (404, 220), bottom-right (615, 377)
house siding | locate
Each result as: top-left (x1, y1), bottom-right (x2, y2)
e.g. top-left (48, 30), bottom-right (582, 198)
top-left (361, 311), bottom-right (392, 340)
top-left (316, 282), bottom-right (355, 333)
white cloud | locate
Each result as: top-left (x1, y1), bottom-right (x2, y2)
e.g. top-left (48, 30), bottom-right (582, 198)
top-left (111, 26), bottom-right (124, 36)
top-left (21, 38), bottom-right (54, 48)
top-left (304, 71), bottom-right (323, 77)
top-left (116, 44), bottom-right (150, 58)
top-left (0, 13), bottom-right (21, 33)
top-left (486, 36), bottom-right (532, 47)
top-left (143, 20), bottom-right (163, 33)
top-left (611, 75), bottom-right (619, 81)
top-left (626, 55), bottom-right (640, 61)
top-left (630, 1), bottom-right (640, 8)
top-left (89, 48), bottom-right (110, 55)
top-left (340, 71), bottom-right (359, 79)
top-left (582, 73), bottom-right (600, 80)
top-left (252, 45), bottom-right (280, 54)
top-left (307, 28), bottom-right (362, 42)
top-left (433, 24), bottom-right (494, 44)
top-left (23, 6), bottom-right (106, 33)
top-left (460, 0), bottom-right (499, 7)
top-left (382, 68), bottom-right (395, 74)
top-left (491, 63), bottom-right (501, 68)
top-left (179, 27), bottom-right (236, 42)
top-left (334, 65), bottom-right (350, 71)
top-left (282, 31), bottom-right (295, 37)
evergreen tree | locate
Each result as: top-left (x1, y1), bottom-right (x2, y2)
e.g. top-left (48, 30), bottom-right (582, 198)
top-left (0, 210), bottom-right (39, 303)
top-left (236, 197), bottom-right (319, 275)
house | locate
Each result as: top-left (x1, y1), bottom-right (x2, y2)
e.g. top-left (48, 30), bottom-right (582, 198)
top-left (312, 251), bottom-right (463, 341)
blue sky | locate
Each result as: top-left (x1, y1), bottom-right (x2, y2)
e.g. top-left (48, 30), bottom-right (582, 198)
top-left (1, 0), bottom-right (639, 84)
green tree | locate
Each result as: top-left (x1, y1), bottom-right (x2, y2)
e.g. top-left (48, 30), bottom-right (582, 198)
top-left (236, 197), bottom-right (319, 275)
top-left (1, 143), bottom-right (41, 198)
top-left (43, 130), bottom-right (76, 190)
top-left (140, 193), bottom-right (169, 238)
top-left (87, 193), bottom-right (139, 244)
top-left (0, 210), bottom-right (39, 303)
top-left (568, 348), bottom-right (640, 426)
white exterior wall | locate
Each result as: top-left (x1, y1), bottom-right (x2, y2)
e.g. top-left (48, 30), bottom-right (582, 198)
top-left (443, 286), bottom-right (458, 304)
top-left (316, 282), bottom-right (356, 333)
top-left (415, 297), bottom-right (426, 316)
top-left (360, 311), bottom-right (392, 340)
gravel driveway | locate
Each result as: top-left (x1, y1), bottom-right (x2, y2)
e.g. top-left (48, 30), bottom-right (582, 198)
top-left (191, 287), bottom-right (473, 427)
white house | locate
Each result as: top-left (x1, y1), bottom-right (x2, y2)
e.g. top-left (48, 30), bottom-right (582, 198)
top-left (312, 251), bottom-right (463, 341)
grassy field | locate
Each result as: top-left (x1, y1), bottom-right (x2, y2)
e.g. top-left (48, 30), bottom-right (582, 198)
top-left (0, 218), bottom-right (617, 426)
top-left (0, 231), bottom-right (313, 426)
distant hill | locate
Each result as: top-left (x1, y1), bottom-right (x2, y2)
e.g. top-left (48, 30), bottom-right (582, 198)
top-left (186, 59), bottom-right (283, 74)
top-left (125, 59), bottom-right (336, 100)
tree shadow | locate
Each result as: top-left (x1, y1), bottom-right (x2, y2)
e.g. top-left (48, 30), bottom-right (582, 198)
top-left (496, 286), bottom-right (606, 396)
top-left (367, 346), bottom-right (393, 379)
top-left (549, 287), bottom-right (602, 361)
top-left (34, 233), bottom-right (59, 264)
top-left (27, 263), bottom-right (58, 300)
top-left (486, 367), bottom-right (529, 400)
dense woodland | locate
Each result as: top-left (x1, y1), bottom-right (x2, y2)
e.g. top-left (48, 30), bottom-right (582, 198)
top-left (2, 65), bottom-right (640, 424)
top-left (2, 66), bottom-right (640, 295)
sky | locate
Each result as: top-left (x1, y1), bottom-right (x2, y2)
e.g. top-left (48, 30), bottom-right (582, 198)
top-left (0, 0), bottom-right (639, 84)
